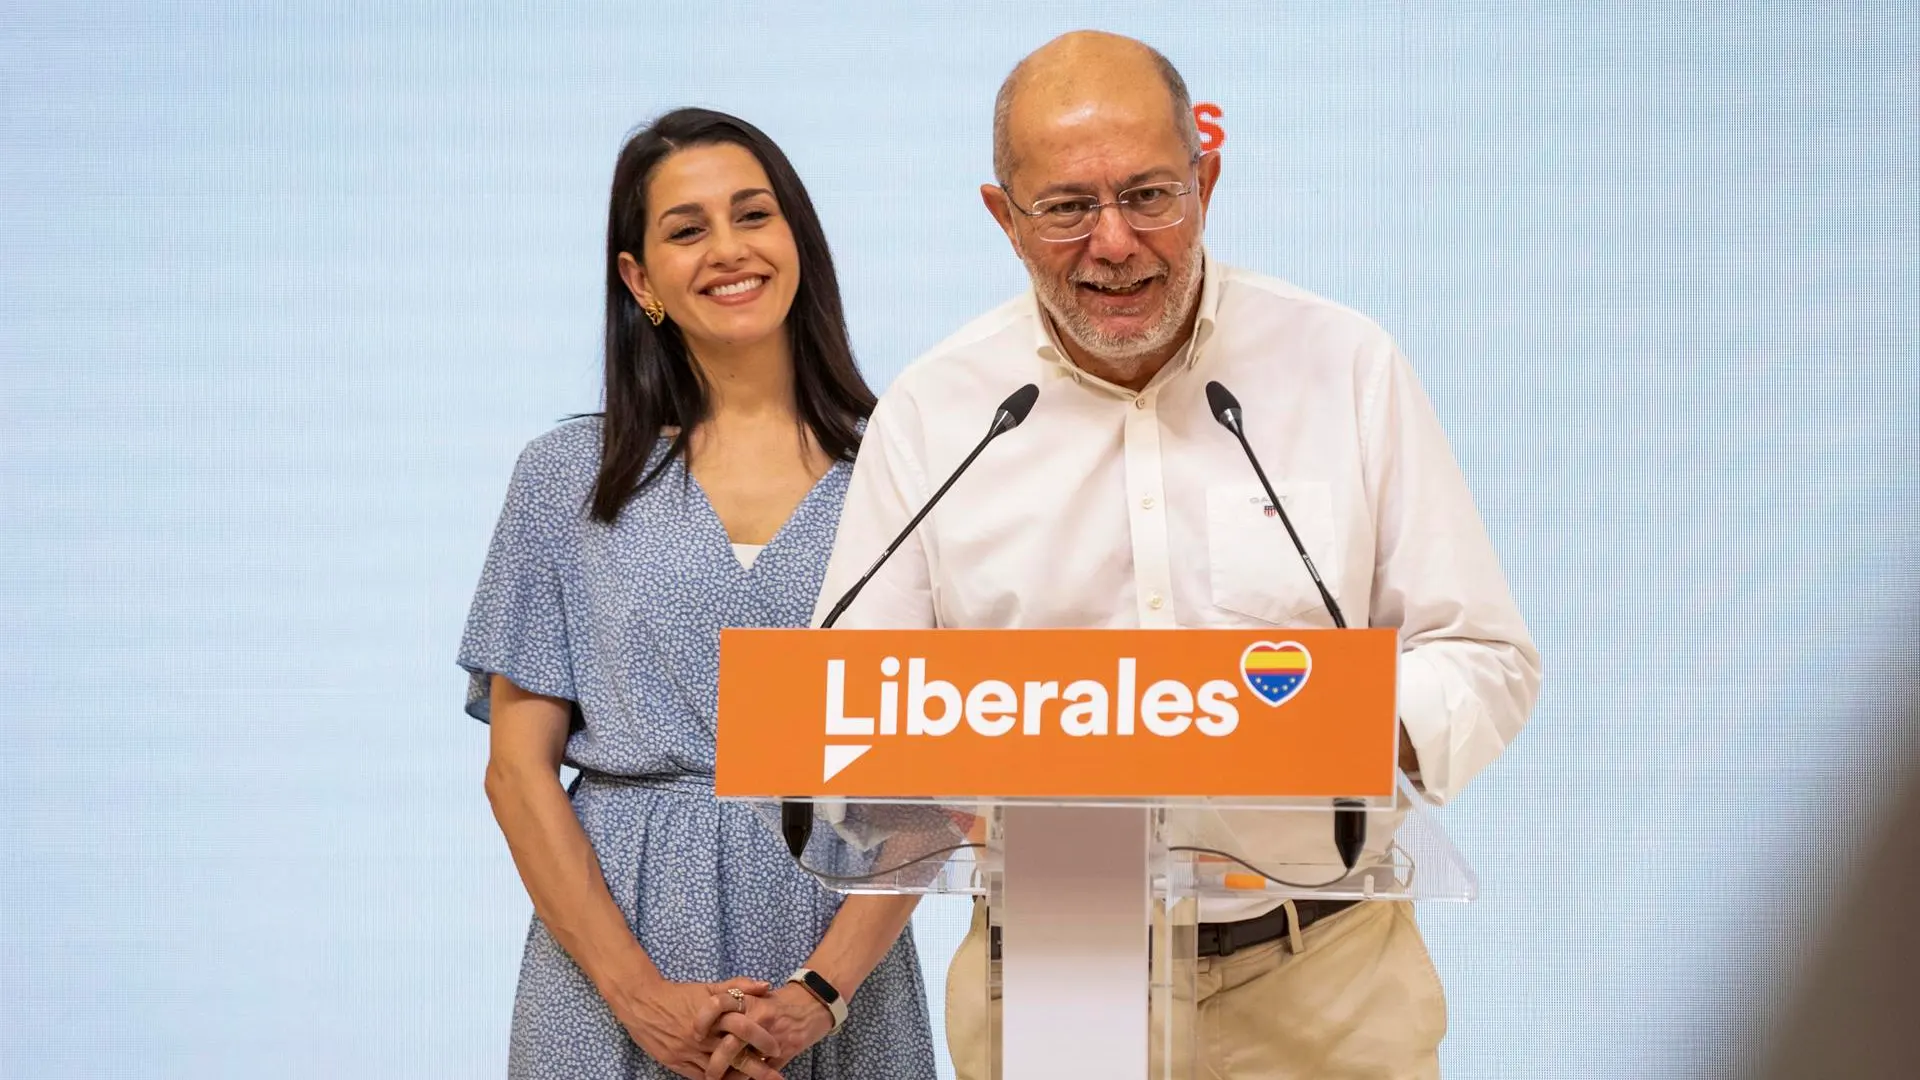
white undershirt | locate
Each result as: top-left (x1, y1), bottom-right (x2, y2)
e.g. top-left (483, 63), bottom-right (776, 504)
top-left (731, 542), bottom-right (764, 570)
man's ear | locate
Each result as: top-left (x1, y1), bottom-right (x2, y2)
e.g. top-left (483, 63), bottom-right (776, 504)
top-left (981, 184), bottom-right (1023, 257)
top-left (1195, 150), bottom-right (1223, 216)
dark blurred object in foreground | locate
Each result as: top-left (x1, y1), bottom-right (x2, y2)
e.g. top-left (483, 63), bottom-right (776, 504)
top-left (1753, 693), bottom-right (1920, 1080)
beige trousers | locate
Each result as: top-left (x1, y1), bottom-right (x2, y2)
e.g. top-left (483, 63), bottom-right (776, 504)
top-left (945, 900), bottom-right (1447, 1079)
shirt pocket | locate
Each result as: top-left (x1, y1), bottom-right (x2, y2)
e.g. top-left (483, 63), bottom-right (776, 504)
top-left (1206, 481), bottom-right (1343, 625)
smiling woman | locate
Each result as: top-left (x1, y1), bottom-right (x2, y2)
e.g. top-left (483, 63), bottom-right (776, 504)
top-left (592, 110), bottom-right (874, 525)
top-left (457, 108), bottom-right (938, 1080)
top-left (636, 159), bottom-right (798, 333)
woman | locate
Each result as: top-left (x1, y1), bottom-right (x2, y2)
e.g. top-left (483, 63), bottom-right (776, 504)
top-left (458, 109), bottom-right (936, 1080)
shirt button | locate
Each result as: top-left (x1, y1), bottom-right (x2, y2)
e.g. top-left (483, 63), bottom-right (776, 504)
top-left (1148, 593), bottom-right (1165, 610)
top-left (1134, 396), bottom-right (1149, 409)
top-left (1141, 496), bottom-right (1155, 509)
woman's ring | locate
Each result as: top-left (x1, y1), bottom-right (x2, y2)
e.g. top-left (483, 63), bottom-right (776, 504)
top-left (727, 988), bottom-right (746, 1006)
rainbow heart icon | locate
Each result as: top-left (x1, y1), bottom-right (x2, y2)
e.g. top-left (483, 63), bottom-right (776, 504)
top-left (1240, 641), bottom-right (1311, 707)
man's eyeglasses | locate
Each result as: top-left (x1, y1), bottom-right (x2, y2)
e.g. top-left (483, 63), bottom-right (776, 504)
top-left (1002, 166), bottom-right (1199, 244)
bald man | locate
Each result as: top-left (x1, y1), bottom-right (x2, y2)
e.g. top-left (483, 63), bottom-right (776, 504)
top-left (813, 31), bottom-right (1540, 1079)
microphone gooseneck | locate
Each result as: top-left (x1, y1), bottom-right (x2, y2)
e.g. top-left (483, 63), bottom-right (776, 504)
top-left (1206, 379), bottom-right (1367, 872)
top-left (816, 383), bottom-right (1040, 631)
top-left (783, 383), bottom-right (1042, 860)
top-left (1204, 381), bottom-right (1345, 630)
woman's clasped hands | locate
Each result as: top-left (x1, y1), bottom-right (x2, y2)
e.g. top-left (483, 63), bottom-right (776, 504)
top-left (702, 979), bottom-right (840, 1080)
top-left (606, 973), bottom-right (836, 1080)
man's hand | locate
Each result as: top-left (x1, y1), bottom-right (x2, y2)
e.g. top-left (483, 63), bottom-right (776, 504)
top-left (1398, 723), bottom-right (1422, 784)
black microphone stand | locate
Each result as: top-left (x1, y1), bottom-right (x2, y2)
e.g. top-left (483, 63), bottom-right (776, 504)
top-left (1205, 381), bottom-right (1368, 872)
top-left (782, 384), bottom-right (1042, 860)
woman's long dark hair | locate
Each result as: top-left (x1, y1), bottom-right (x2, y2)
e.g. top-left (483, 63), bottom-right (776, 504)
top-left (589, 108), bottom-right (875, 523)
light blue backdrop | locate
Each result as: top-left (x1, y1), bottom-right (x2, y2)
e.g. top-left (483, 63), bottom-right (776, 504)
top-left (4, 4), bottom-right (1915, 1078)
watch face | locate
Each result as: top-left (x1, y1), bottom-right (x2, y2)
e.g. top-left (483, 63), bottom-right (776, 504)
top-left (800, 969), bottom-right (839, 1004)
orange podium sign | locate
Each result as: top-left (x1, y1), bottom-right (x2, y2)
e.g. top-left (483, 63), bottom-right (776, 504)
top-left (716, 628), bottom-right (1398, 800)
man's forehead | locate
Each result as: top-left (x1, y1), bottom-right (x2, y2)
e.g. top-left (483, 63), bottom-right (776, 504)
top-left (1006, 102), bottom-right (1189, 189)
top-left (1011, 74), bottom-right (1173, 137)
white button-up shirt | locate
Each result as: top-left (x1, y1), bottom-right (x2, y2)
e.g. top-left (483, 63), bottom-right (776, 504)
top-left (815, 256), bottom-right (1541, 916)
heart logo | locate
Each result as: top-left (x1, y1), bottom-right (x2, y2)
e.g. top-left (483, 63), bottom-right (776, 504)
top-left (1240, 640), bottom-right (1312, 707)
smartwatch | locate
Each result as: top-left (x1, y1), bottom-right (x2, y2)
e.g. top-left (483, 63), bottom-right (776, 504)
top-left (787, 967), bottom-right (848, 1034)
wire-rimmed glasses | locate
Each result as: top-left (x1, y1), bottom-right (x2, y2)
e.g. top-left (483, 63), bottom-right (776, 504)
top-left (1002, 169), bottom-right (1199, 243)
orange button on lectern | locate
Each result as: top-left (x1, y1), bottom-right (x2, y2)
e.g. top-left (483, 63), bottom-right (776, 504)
top-left (716, 628), bottom-right (1398, 800)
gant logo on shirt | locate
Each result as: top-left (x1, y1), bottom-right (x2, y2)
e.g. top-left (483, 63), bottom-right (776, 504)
top-left (715, 629), bottom-right (1393, 800)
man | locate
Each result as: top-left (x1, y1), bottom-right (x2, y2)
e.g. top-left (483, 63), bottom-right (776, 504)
top-left (813, 30), bottom-right (1541, 1079)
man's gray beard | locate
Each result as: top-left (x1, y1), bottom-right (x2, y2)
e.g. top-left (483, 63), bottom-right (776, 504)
top-left (1027, 237), bottom-right (1204, 378)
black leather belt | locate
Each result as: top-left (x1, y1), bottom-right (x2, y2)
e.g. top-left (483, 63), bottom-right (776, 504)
top-left (986, 898), bottom-right (1362, 961)
top-left (1195, 898), bottom-right (1360, 957)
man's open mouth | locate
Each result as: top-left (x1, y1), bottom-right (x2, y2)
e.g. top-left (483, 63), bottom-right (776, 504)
top-left (1077, 277), bottom-right (1155, 297)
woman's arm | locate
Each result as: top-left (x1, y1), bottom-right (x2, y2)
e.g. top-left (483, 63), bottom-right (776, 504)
top-left (486, 674), bottom-right (780, 1079)
top-left (803, 894), bottom-right (922, 1000)
top-left (485, 674), bottom-right (661, 995)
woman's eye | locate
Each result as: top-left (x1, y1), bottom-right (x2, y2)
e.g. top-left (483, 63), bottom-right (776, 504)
top-left (667, 225), bottom-right (703, 241)
top-left (738, 209), bottom-right (773, 224)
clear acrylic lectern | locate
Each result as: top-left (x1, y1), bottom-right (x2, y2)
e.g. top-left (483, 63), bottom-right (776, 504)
top-left (743, 773), bottom-right (1473, 1078)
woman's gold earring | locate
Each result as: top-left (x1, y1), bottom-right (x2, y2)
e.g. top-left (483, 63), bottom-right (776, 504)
top-left (641, 297), bottom-right (666, 327)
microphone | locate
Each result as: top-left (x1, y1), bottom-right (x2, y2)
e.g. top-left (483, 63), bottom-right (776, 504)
top-left (782, 383), bottom-right (1042, 859)
top-left (1205, 380), bottom-right (1366, 871)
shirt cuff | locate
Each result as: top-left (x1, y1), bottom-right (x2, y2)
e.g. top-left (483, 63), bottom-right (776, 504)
top-left (1397, 652), bottom-right (1453, 805)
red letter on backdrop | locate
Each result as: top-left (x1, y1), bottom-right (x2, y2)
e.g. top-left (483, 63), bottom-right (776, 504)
top-left (1194, 103), bottom-right (1224, 151)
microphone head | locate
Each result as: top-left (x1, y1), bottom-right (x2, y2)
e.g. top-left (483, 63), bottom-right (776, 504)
top-left (1204, 381), bottom-right (1241, 427)
top-left (995, 383), bottom-right (1041, 430)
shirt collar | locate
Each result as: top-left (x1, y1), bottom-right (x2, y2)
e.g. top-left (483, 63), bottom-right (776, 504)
top-left (1029, 249), bottom-right (1221, 391)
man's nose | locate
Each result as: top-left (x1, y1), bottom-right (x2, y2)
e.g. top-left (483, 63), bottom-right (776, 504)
top-left (1082, 202), bottom-right (1142, 263)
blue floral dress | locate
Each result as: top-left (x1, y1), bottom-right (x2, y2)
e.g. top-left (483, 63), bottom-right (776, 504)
top-left (458, 418), bottom-right (937, 1080)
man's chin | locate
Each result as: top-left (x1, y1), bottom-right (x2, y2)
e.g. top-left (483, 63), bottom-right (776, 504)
top-left (1036, 284), bottom-right (1175, 361)
top-left (1068, 305), bottom-right (1163, 345)
top-left (1062, 323), bottom-right (1174, 365)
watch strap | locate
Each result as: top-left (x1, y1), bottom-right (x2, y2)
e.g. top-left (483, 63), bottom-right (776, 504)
top-left (787, 967), bottom-right (848, 1034)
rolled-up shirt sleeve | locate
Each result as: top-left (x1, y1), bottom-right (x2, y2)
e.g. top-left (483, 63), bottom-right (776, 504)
top-left (812, 393), bottom-right (939, 631)
top-left (1363, 343), bottom-right (1542, 805)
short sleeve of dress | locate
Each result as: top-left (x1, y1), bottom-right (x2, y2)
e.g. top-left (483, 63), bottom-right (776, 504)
top-left (456, 440), bottom-right (578, 722)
